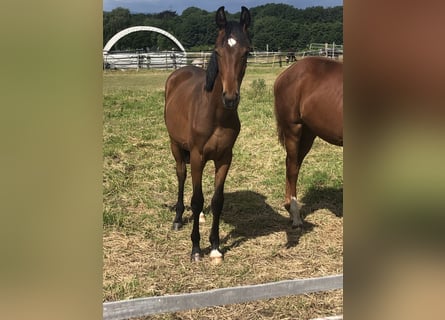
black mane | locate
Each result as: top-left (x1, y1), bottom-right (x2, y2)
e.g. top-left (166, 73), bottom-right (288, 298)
top-left (204, 51), bottom-right (219, 92)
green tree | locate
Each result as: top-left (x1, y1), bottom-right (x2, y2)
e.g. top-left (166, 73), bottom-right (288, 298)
top-left (176, 7), bottom-right (213, 49)
top-left (252, 16), bottom-right (297, 51)
top-left (103, 5), bottom-right (343, 52)
top-left (103, 7), bottom-right (131, 48)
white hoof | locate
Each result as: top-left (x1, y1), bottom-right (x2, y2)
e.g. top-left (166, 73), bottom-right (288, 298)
top-left (209, 249), bottom-right (223, 264)
top-left (199, 212), bottom-right (206, 224)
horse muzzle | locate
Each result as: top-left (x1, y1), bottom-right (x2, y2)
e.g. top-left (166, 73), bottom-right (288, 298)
top-left (222, 92), bottom-right (240, 110)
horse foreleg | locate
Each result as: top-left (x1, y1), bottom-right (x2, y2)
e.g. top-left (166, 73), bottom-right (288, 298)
top-left (170, 143), bottom-right (187, 230)
top-left (189, 151), bottom-right (205, 262)
top-left (209, 156), bottom-right (232, 264)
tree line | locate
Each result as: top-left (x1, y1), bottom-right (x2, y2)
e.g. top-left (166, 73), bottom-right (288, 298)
top-left (103, 4), bottom-right (343, 52)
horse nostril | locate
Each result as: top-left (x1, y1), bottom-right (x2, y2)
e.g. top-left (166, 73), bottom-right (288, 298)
top-left (222, 91), bottom-right (240, 109)
top-left (222, 92), bottom-right (238, 101)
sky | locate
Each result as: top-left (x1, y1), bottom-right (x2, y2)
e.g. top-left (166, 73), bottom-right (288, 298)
top-left (103, 0), bottom-right (343, 14)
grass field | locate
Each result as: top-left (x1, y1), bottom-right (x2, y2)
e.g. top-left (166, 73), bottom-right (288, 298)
top-left (103, 64), bottom-right (343, 319)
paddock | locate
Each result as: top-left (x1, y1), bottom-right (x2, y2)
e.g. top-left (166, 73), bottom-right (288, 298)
top-left (103, 64), bottom-right (343, 319)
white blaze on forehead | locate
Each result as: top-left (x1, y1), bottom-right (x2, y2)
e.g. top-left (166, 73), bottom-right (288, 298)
top-left (227, 37), bottom-right (237, 47)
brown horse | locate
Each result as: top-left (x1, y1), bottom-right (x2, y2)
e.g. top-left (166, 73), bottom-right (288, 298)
top-left (164, 6), bottom-right (251, 263)
top-left (274, 57), bottom-right (343, 228)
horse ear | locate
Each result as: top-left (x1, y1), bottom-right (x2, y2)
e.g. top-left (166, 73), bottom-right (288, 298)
top-left (215, 6), bottom-right (226, 29)
top-left (205, 51), bottom-right (218, 92)
top-left (240, 6), bottom-right (251, 29)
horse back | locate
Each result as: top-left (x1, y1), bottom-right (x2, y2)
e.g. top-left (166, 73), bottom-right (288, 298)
top-left (299, 58), bottom-right (343, 145)
top-left (275, 57), bottom-right (342, 102)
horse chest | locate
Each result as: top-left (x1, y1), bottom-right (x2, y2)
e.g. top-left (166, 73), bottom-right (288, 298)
top-left (203, 126), bottom-right (239, 158)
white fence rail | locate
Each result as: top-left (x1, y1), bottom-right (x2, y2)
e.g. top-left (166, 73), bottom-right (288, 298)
top-left (103, 274), bottom-right (343, 320)
top-left (302, 42), bottom-right (343, 59)
top-left (103, 43), bottom-right (343, 70)
top-left (103, 51), bottom-right (189, 70)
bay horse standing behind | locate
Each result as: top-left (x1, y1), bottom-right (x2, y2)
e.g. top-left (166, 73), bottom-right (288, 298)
top-left (164, 7), bottom-right (251, 263)
top-left (274, 57), bottom-right (343, 229)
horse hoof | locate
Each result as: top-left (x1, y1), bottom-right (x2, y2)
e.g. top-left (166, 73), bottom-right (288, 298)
top-left (199, 212), bottom-right (206, 224)
top-left (172, 222), bottom-right (183, 230)
top-left (190, 252), bottom-right (202, 262)
top-left (210, 256), bottom-right (223, 265)
top-left (209, 249), bottom-right (224, 264)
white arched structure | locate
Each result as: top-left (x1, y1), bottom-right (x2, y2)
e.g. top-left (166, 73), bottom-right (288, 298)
top-left (103, 26), bottom-right (186, 53)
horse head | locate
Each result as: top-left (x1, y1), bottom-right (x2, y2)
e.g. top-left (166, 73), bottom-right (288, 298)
top-left (205, 6), bottom-right (251, 110)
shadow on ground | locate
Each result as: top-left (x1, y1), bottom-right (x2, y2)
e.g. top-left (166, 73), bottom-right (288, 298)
top-left (216, 190), bottom-right (315, 252)
top-left (166, 187), bottom-right (342, 254)
top-left (300, 186), bottom-right (343, 219)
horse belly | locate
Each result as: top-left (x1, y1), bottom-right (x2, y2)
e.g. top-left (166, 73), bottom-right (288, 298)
top-left (315, 124), bottom-right (343, 146)
top-left (301, 97), bottom-right (343, 146)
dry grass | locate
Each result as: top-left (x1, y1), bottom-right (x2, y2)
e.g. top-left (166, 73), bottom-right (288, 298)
top-left (103, 64), bottom-right (343, 319)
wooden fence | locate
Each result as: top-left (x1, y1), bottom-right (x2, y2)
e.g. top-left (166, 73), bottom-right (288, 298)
top-left (103, 274), bottom-right (343, 320)
top-left (103, 45), bottom-right (343, 70)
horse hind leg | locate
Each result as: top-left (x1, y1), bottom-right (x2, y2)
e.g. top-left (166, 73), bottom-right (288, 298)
top-left (284, 125), bottom-right (316, 228)
top-left (182, 150), bottom-right (206, 224)
top-left (293, 127), bottom-right (316, 228)
top-left (289, 196), bottom-right (302, 229)
top-left (184, 149), bottom-right (190, 164)
top-left (283, 123), bottom-right (301, 227)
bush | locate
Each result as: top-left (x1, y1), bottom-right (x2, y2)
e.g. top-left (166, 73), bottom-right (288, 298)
top-left (248, 78), bottom-right (267, 100)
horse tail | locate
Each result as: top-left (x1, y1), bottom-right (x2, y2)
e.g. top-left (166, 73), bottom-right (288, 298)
top-left (273, 79), bottom-right (286, 148)
top-left (276, 122), bottom-right (286, 147)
